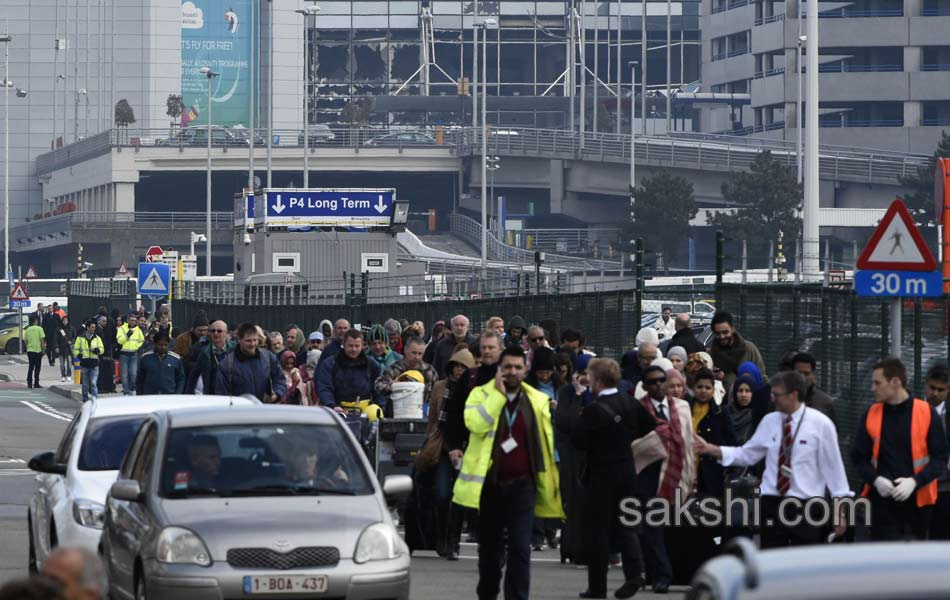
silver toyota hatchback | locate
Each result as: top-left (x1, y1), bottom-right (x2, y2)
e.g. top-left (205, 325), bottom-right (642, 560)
top-left (101, 405), bottom-right (412, 600)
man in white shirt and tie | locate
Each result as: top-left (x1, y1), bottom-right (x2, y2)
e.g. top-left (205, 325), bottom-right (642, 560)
top-left (694, 370), bottom-right (851, 548)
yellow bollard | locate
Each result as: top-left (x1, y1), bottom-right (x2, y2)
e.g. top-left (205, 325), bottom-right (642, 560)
top-left (73, 358), bottom-right (81, 384)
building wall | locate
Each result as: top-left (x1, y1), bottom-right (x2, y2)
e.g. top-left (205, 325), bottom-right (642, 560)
top-left (699, 0), bottom-right (950, 153)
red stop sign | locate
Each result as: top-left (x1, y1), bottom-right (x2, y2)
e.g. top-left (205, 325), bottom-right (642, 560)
top-left (145, 246), bottom-right (164, 263)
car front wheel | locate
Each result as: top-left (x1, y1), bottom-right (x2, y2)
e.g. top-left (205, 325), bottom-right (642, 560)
top-left (27, 512), bottom-right (38, 574)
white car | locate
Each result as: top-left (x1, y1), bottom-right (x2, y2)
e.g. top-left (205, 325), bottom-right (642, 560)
top-left (27, 395), bottom-right (260, 572)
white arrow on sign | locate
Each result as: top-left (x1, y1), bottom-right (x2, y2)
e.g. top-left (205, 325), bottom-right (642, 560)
top-left (374, 195), bottom-right (387, 214)
top-left (272, 194), bottom-right (286, 215)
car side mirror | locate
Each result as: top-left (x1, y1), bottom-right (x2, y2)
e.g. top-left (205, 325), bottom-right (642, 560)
top-left (28, 451), bottom-right (66, 476)
top-left (382, 475), bottom-right (412, 505)
top-left (110, 479), bottom-right (144, 503)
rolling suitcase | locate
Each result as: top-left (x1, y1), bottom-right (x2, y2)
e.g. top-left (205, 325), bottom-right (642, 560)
top-left (97, 357), bottom-right (116, 393)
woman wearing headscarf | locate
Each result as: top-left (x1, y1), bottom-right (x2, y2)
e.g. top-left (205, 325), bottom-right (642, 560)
top-left (685, 351), bottom-right (726, 404)
top-left (666, 346), bottom-right (688, 374)
top-left (734, 360), bottom-right (772, 427)
top-left (553, 352), bottom-right (593, 565)
top-left (279, 350), bottom-right (314, 405)
top-left (409, 345), bottom-right (475, 560)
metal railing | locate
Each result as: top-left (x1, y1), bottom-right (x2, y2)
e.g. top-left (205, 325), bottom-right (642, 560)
top-left (921, 117), bottom-right (950, 126)
top-left (921, 63), bottom-right (950, 71)
top-left (818, 8), bottom-right (903, 16)
top-left (13, 211), bottom-right (234, 233)
top-left (516, 228), bottom-right (622, 255)
top-left (817, 63), bottom-right (903, 73)
top-left (448, 213), bottom-right (621, 271)
top-left (461, 127), bottom-right (930, 183)
top-left (37, 125), bottom-right (929, 189)
top-left (727, 47), bottom-right (751, 58)
top-left (922, 7), bottom-right (950, 15)
top-left (754, 12), bottom-right (785, 25)
top-left (820, 118), bottom-right (904, 128)
top-left (765, 67), bottom-right (786, 77)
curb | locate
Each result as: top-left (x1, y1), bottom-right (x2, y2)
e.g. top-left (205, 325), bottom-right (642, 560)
top-left (49, 384), bottom-right (84, 404)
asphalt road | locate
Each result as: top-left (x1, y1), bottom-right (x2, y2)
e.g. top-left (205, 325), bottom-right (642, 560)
top-left (0, 382), bottom-right (77, 586)
top-left (0, 382), bottom-right (686, 599)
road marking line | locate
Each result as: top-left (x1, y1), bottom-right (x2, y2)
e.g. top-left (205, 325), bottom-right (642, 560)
top-left (34, 401), bottom-right (72, 418)
top-left (0, 458), bottom-right (26, 464)
top-left (0, 468), bottom-right (34, 476)
top-left (19, 400), bottom-right (72, 422)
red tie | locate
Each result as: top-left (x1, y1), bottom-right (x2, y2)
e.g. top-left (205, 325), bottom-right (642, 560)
top-left (776, 414), bottom-right (792, 495)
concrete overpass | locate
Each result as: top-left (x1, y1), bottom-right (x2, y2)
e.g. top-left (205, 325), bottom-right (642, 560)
top-left (20, 125), bottom-right (925, 275)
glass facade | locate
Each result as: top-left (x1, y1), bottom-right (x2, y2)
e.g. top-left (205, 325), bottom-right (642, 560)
top-left (307, 0), bottom-right (701, 127)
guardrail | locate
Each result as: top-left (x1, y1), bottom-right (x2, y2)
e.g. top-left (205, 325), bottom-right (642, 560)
top-left (517, 228), bottom-right (622, 256)
top-left (37, 125), bottom-right (928, 187)
top-left (922, 7), bottom-right (950, 14)
top-left (754, 12), bottom-right (785, 25)
top-left (448, 213), bottom-right (622, 271)
top-left (818, 8), bottom-right (903, 16)
top-left (817, 63), bottom-right (902, 73)
top-left (461, 127), bottom-right (929, 183)
top-left (921, 63), bottom-right (950, 71)
top-left (820, 119), bottom-right (904, 128)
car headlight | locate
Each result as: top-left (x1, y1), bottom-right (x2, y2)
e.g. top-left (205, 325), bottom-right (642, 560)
top-left (72, 499), bottom-right (105, 529)
top-left (156, 526), bottom-right (212, 566)
top-left (354, 522), bottom-right (408, 564)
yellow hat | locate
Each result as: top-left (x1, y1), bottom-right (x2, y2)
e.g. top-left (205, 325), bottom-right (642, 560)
top-left (396, 370), bottom-right (425, 383)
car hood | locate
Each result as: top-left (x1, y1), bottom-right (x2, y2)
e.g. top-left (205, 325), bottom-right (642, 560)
top-left (156, 496), bottom-right (384, 560)
top-left (71, 469), bottom-right (121, 505)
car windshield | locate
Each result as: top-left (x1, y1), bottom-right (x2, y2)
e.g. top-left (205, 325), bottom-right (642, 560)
top-left (78, 416), bottom-right (147, 471)
top-left (160, 423), bottom-right (373, 498)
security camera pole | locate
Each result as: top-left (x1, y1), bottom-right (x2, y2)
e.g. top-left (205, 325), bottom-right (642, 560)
top-left (200, 66), bottom-right (219, 275)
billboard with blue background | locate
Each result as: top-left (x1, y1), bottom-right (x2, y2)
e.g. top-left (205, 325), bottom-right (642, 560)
top-left (180, 0), bottom-right (257, 128)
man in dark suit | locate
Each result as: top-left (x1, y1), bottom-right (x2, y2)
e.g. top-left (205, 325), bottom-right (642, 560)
top-left (926, 364), bottom-right (950, 540)
top-left (572, 358), bottom-right (656, 599)
top-left (792, 352), bottom-right (837, 428)
top-left (666, 313), bottom-right (705, 356)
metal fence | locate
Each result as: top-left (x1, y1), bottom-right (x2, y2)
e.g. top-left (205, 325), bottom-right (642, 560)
top-left (717, 283), bottom-right (950, 484)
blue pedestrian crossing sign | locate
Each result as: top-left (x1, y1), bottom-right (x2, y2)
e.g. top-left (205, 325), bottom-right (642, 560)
top-left (138, 262), bottom-right (170, 297)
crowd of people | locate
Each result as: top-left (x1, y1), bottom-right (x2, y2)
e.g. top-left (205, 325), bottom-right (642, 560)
top-left (19, 302), bottom-right (950, 600)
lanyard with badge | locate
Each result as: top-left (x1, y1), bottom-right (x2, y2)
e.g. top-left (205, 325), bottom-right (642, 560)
top-left (501, 399), bottom-right (520, 454)
top-left (779, 409), bottom-right (807, 480)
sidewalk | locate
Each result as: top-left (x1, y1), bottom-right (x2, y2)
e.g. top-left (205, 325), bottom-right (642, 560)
top-left (0, 354), bottom-right (122, 403)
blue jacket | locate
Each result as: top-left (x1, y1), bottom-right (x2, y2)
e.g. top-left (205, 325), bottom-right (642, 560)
top-left (185, 341), bottom-right (236, 395)
top-left (316, 352), bottom-right (383, 407)
top-left (214, 348), bottom-right (286, 402)
top-left (136, 351), bottom-right (186, 395)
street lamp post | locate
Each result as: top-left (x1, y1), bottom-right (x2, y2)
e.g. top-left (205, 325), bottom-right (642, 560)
top-left (797, 34), bottom-right (805, 185)
top-left (296, 5), bottom-right (320, 189)
top-left (200, 67), bottom-right (218, 276)
top-left (1, 32), bottom-right (25, 279)
top-left (625, 60), bottom-right (638, 278)
top-left (476, 19), bottom-right (496, 268)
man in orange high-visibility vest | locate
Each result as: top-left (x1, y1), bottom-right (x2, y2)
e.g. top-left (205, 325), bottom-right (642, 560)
top-left (852, 357), bottom-right (949, 541)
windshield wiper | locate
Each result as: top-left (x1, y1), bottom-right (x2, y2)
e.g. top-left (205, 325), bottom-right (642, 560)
top-left (229, 484), bottom-right (359, 496)
top-left (165, 486), bottom-right (225, 498)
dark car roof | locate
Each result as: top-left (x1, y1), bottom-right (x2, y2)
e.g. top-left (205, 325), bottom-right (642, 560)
top-left (693, 542), bottom-right (950, 600)
top-left (160, 405), bottom-right (339, 429)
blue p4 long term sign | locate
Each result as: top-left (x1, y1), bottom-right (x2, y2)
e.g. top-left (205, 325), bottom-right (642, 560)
top-left (263, 188), bottom-right (396, 227)
top-left (854, 270), bottom-right (943, 298)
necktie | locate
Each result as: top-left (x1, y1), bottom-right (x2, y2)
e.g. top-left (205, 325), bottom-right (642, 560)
top-left (656, 402), bottom-right (667, 420)
top-left (776, 414), bottom-right (793, 495)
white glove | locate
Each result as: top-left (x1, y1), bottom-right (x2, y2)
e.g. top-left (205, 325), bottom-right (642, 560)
top-left (873, 476), bottom-right (895, 498)
top-left (891, 477), bottom-right (917, 502)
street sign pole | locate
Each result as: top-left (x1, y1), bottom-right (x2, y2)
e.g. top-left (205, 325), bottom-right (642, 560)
top-left (890, 297), bottom-right (901, 359)
top-left (16, 265), bottom-right (22, 355)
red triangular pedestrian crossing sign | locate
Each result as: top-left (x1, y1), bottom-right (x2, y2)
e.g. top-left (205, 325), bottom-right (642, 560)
top-left (9, 282), bottom-right (29, 301)
top-left (857, 199), bottom-right (936, 272)
top-left (24, 265), bottom-right (38, 279)
top-left (117, 262), bottom-right (129, 277)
